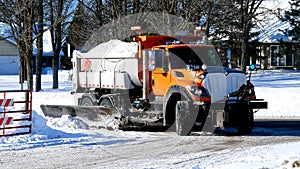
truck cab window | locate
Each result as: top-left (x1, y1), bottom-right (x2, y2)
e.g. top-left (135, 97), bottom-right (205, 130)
top-left (169, 48), bottom-right (203, 70)
top-left (170, 52), bottom-right (186, 69)
top-left (154, 49), bottom-right (169, 72)
top-left (201, 49), bottom-right (220, 66)
top-left (154, 49), bottom-right (167, 68)
top-left (154, 50), bottom-right (162, 68)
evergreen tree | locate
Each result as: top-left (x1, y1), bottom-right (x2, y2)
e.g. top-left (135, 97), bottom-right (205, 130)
top-left (284, 0), bottom-right (300, 41)
top-left (68, 2), bottom-right (91, 49)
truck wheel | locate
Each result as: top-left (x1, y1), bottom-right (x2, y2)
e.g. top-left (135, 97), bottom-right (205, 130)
top-left (176, 101), bottom-right (193, 136)
top-left (80, 97), bottom-right (95, 106)
top-left (99, 98), bottom-right (113, 108)
top-left (237, 107), bottom-right (254, 135)
top-left (164, 87), bottom-right (194, 133)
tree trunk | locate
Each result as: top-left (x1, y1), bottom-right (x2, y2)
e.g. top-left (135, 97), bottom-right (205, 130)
top-left (50, 0), bottom-right (63, 89)
top-left (19, 46), bottom-right (25, 90)
top-left (241, 34), bottom-right (249, 71)
top-left (22, 0), bottom-right (34, 91)
top-left (96, 0), bottom-right (103, 26)
top-left (36, 0), bottom-right (44, 92)
top-left (27, 9), bottom-right (33, 92)
top-left (241, 13), bottom-right (249, 71)
top-left (240, 0), bottom-right (249, 72)
top-left (240, 0), bottom-right (264, 71)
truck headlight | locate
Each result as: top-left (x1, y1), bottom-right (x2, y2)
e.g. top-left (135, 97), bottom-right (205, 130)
top-left (187, 86), bottom-right (203, 96)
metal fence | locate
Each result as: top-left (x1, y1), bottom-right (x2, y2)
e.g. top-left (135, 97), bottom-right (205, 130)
top-left (0, 90), bottom-right (32, 137)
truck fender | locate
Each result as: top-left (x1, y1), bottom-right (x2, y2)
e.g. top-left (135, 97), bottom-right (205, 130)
top-left (98, 94), bottom-right (116, 108)
top-left (163, 86), bottom-right (192, 126)
top-left (79, 93), bottom-right (97, 106)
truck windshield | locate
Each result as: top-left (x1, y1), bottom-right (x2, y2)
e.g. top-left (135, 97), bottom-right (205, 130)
top-left (169, 47), bottom-right (222, 70)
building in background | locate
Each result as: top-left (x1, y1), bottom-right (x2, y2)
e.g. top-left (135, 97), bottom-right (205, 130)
top-left (0, 34), bottom-right (19, 75)
top-left (0, 22), bottom-right (64, 75)
top-left (250, 0), bottom-right (299, 71)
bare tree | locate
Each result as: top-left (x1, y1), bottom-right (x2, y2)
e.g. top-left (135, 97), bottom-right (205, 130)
top-left (46, 0), bottom-right (75, 89)
top-left (239, 0), bottom-right (264, 71)
top-left (48, 0), bottom-right (61, 89)
top-left (35, 0), bottom-right (44, 92)
top-left (68, 0), bottom-right (270, 71)
top-left (0, 0), bottom-right (35, 91)
top-left (1, 0), bottom-right (75, 91)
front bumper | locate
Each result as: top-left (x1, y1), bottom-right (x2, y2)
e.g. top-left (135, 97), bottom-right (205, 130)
top-left (227, 98), bottom-right (268, 109)
top-left (190, 98), bottom-right (268, 129)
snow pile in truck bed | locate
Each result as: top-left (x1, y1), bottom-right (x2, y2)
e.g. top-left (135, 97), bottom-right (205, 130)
top-left (80, 39), bottom-right (138, 58)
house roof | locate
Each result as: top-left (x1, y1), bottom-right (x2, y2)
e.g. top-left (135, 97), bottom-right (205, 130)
top-left (0, 22), bottom-right (17, 45)
top-left (251, 0), bottom-right (293, 43)
top-left (252, 20), bottom-right (292, 43)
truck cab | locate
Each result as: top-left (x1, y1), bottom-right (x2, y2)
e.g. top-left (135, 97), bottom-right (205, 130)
top-left (151, 44), bottom-right (221, 102)
top-left (146, 40), bottom-right (266, 135)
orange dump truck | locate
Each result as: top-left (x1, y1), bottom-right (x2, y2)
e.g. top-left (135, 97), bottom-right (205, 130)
top-left (41, 34), bottom-right (267, 135)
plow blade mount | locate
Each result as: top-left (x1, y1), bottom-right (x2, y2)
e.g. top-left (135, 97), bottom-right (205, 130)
top-left (40, 105), bottom-right (119, 127)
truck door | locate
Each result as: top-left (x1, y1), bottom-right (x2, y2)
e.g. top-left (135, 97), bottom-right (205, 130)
top-left (152, 49), bottom-right (171, 96)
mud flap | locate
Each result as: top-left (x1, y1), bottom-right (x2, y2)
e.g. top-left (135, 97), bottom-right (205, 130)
top-left (236, 101), bottom-right (254, 135)
top-left (201, 103), bottom-right (225, 133)
top-left (175, 101), bottom-right (197, 136)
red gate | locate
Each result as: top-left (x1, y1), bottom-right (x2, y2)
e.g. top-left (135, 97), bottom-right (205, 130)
top-left (0, 90), bottom-right (32, 137)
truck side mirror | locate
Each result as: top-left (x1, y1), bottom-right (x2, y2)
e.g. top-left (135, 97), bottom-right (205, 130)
top-left (149, 51), bottom-right (156, 71)
top-left (149, 63), bottom-right (155, 71)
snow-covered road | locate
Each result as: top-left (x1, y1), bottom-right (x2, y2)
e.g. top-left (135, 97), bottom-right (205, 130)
top-left (0, 128), bottom-right (299, 169)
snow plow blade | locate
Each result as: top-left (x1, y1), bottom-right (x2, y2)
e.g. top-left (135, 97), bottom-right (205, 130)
top-left (40, 104), bottom-right (118, 121)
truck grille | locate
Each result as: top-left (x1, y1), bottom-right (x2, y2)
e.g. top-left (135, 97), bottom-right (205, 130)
top-left (202, 72), bottom-right (246, 103)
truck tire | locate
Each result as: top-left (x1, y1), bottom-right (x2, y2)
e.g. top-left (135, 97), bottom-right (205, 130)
top-left (80, 97), bottom-right (95, 106)
top-left (237, 102), bottom-right (254, 135)
top-left (99, 98), bottom-right (113, 108)
top-left (164, 86), bottom-right (195, 134)
top-left (176, 101), bottom-right (193, 136)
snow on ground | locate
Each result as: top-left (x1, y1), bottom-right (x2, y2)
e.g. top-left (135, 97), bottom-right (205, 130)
top-left (0, 69), bottom-right (299, 168)
top-left (252, 70), bottom-right (300, 119)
